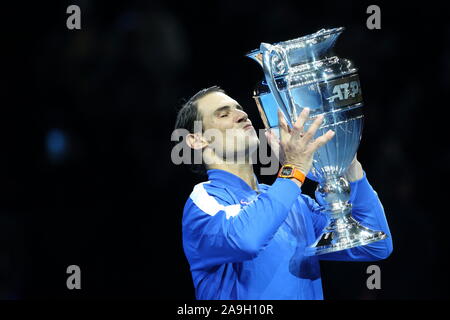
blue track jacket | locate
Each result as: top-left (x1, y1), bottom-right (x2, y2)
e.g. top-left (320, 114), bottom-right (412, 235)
top-left (182, 169), bottom-right (393, 300)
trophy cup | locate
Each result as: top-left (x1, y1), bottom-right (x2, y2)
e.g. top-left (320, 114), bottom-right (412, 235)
top-left (246, 27), bottom-right (387, 256)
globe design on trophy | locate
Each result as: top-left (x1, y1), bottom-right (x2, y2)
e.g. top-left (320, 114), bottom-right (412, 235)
top-left (246, 27), bottom-right (387, 256)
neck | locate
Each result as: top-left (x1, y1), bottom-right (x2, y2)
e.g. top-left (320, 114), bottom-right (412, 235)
top-left (207, 162), bottom-right (258, 191)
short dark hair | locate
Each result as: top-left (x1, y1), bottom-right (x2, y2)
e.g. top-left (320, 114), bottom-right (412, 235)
top-left (174, 85), bottom-right (225, 175)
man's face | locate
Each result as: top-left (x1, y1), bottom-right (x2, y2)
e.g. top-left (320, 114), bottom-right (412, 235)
top-left (196, 91), bottom-right (258, 162)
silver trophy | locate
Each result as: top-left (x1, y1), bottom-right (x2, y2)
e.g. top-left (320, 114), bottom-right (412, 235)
top-left (247, 27), bottom-right (387, 256)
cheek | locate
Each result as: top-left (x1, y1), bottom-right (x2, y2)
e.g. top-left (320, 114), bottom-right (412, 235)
top-left (214, 118), bottom-right (234, 130)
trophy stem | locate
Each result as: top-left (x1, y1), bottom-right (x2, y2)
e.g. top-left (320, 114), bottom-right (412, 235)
top-left (304, 177), bottom-right (387, 256)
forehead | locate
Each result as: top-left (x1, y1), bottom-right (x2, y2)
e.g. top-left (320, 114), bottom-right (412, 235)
top-left (196, 91), bottom-right (238, 116)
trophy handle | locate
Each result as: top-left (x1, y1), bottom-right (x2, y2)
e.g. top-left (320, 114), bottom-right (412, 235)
top-left (260, 43), bottom-right (293, 128)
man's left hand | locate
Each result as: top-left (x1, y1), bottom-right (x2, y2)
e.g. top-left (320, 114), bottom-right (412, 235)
top-left (344, 154), bottom-right (364, 182)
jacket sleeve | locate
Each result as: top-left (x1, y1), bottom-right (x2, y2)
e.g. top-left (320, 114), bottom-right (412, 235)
top-left (182, 178), bottom-right (301, 270)
top-left (313, 171), bottom-right (393, 261)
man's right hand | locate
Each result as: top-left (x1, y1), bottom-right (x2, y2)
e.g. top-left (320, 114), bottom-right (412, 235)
top-left (278, 108), bottom-right (335, 176)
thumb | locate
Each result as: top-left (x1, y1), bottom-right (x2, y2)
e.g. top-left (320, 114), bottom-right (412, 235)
top-left (265, 130), bottom-right (279, 150)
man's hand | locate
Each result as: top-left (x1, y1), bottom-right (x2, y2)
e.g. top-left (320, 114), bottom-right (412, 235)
top-left (265, 110), bottom-right (364, 182)
top-left (344, 154), bottom-right (364, 182)
top-left (266, 108), bottom-right (335, 176)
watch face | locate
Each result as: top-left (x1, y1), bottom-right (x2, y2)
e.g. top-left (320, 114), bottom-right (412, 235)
top-left (281, 167), bottom-right (293, 176)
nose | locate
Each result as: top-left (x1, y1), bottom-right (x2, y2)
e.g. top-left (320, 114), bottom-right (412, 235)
top-left (234, 109), bottom-right (248, 124)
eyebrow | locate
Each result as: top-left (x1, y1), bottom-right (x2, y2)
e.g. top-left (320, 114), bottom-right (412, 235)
top-left (213, 104), bottom-right (243, 116)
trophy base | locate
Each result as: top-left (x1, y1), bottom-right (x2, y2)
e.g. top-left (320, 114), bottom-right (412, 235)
top-left (304, 213), bottom-right (387, 256)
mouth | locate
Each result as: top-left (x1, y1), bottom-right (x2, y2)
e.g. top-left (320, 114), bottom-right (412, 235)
top-left (243, 124), bottom-right (253, 130)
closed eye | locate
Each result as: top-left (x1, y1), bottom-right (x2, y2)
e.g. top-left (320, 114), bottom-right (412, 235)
top-left (214, 104), bottom-right (242, 118)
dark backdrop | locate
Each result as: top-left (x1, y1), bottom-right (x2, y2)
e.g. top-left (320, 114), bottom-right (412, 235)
top-left (2, 0), bottom-right (449, 299)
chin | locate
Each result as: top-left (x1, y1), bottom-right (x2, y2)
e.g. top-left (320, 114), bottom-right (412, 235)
top-left (246, 127), bottom-right (257, 136)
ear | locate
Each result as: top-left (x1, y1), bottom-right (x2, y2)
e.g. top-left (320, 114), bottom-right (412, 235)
top-left (186, 133), bottom-right (208, 150)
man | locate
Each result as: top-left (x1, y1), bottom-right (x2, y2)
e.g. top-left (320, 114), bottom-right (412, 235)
top-left (175, 86), bottom-right (393, 300)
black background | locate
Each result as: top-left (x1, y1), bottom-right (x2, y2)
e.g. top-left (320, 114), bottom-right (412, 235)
top-left (2, 0), bottom-right (449, 299)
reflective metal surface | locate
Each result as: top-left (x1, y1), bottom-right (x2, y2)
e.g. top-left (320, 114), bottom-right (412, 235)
top-left (247, 27), bottom-right (387, 256)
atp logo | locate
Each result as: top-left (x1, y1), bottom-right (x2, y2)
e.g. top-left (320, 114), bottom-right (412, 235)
top-left (327, 80), bottom-right (361, 103)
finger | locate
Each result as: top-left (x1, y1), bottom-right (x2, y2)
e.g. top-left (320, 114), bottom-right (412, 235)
top-left (266, 129), bottom-right (279, 143)
top-left (265, 130), bottom-right (280, 151)
top-left (301, 114), bottom-right (324, 143)
top-left (292, 107), bottom-right (310, 133)
top-left (268, 130), bottom-right (284, 162)
top-left (278, 109), bottom-right (290, 131)
top-left (264, 130), bottom-right (275, 146)
top-left (278, 109), bottom-right (291, 144)
top-left (309, 129), bottom-right (335, 152)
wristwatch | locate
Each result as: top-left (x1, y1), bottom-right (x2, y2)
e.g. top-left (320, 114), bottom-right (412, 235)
top-left (278, 164), bottom-right (306, 185)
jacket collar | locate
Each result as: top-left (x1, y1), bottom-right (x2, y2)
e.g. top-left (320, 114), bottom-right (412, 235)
top-left (207, 169), bottom-right (260, 194)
